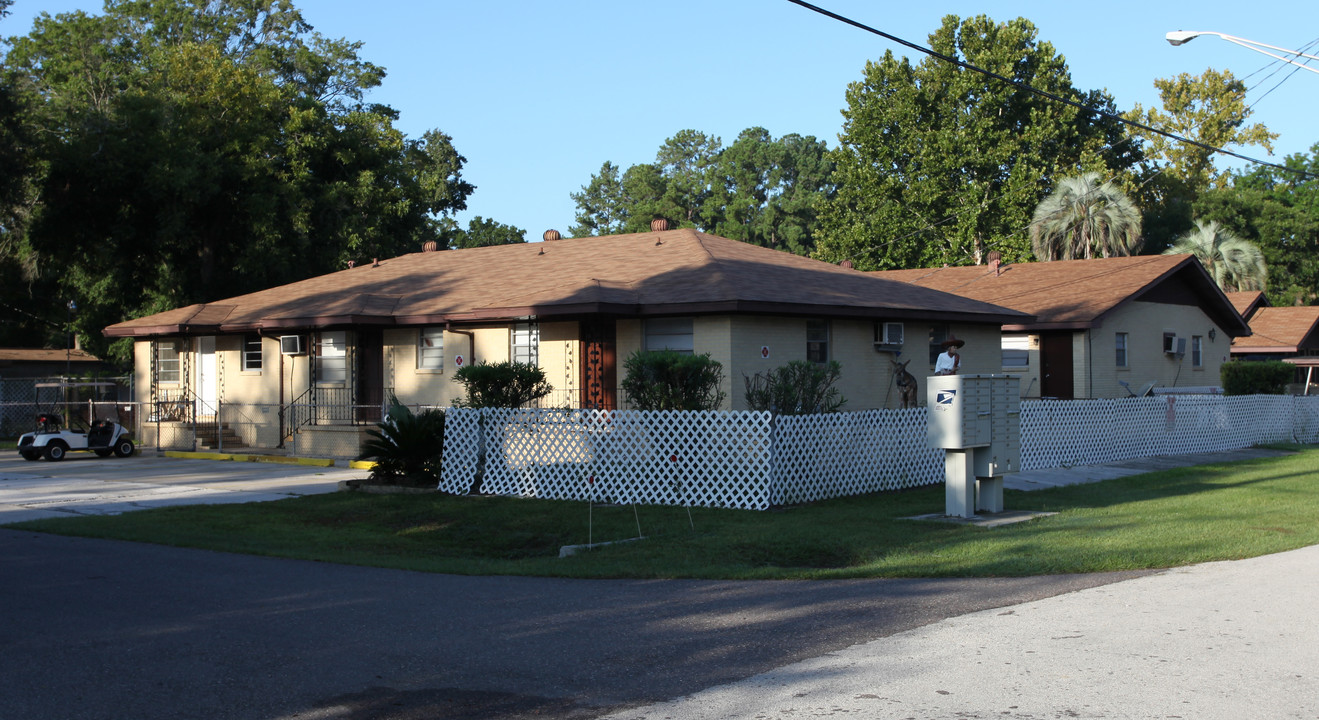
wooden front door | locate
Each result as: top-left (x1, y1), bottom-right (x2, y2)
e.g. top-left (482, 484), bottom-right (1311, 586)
top-left (355, 329), bottom-right (385, 422)
top-left (1040, 332), bottom-right (1074, 399)
top-left (579, 319), bottom-right (617, 410)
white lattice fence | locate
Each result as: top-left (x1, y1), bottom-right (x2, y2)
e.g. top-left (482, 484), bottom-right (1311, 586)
top-left (1020, 399), bottom-right (1121, 470)
top-left (1295, 397), bottom-right (1319, 444)
top-left (773, 408), bottom-right (942, 505)
top-left (438, 408), bottom-right (482, 495)
top-left (463, 408), bottom-right (776, 509)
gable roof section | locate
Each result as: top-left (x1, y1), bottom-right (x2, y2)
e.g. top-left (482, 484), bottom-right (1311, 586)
top-left (0, 347), bottom-right (103, 364)
top-left (1230, 306), bottom-right (1319, 353)
top-left (1225, 291), bottom-right (1270, 319)
top-left (872, 255), bottom-right (1250, 336)
top-left (105, 229), bottom-right (1029, 338)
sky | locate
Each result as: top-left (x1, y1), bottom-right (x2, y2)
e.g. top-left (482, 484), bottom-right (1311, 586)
top-left (5, 1), bottom-right (1318, 242)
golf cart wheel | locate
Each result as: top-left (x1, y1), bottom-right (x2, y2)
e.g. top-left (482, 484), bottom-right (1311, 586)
top-left (45, 441), bottom-right (68, 461)
top-left (20, 450), bottom-right (41, 461)
top-left (94, 448), bottom-right (113, 457)
top-left (113, 438), bottom-right (135, 458)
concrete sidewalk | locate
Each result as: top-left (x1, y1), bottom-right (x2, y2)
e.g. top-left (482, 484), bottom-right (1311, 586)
top-left (0, 451), bottom-right (365, 523)
top-left (604, 543), bottom-right (1319, 720)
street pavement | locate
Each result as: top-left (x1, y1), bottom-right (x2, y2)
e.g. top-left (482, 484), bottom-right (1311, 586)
top-left (1, 446), bottom-right (1313, 719)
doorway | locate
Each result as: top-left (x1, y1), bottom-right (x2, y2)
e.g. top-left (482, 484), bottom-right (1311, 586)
top-left (579, 319), bottom-right (617, 410)
top-left (1039, 332), bottom-right (1075, 399)
top-left (195, 336), bottom-right (218, 419)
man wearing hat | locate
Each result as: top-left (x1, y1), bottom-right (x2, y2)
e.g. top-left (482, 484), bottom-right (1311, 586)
top-left (935, 333), bottom-right (963, 376)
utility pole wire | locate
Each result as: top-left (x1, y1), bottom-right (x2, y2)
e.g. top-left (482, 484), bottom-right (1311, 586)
top-left (785, 0), bottom-right (1315, 182)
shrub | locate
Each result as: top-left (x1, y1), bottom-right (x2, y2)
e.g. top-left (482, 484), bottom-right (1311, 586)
top-left (452, 361), bottom-right (553, 408)
top-left (621, 350), bottom-right (726, 411)
top-left (744, 360), bottom-right (847, 414)
top-left (1221, 360), bottom-right (1295, 395)
top-left (358, 401), bottom-right (445, 488)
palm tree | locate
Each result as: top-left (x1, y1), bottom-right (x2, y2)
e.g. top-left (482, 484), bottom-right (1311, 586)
top-left (1163, 219), bottom-right (1268, 292)
top-left (1030, 173), bottom-right (1143, 261)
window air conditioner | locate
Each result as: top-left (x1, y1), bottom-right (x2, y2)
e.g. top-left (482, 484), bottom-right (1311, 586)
top-left (1163, 333), bottom-right (1179, 355)
top-left (279, 335), bottom-right (305, 355)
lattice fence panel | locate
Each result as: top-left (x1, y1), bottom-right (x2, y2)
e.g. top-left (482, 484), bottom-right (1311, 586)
top-left (772, 408), bottom-right (942, 505)
top-left (439, 407), bottom-right (481, 495)
top-left (1020, 400), bottom-right (1119, 470)
top-left (1295, 396), bottom-right (1319, 444)
top-left (1108, 397), bottom-right (1170, 463)
top-left (475, 408), bottom-right (775, 510)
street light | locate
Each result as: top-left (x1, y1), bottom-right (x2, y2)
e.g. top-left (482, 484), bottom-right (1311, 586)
top-left (1166, 31), bottom-right (1319, 75)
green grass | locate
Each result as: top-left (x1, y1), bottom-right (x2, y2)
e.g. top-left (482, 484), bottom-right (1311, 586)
top-left (9, 447), bottom-right (1319, 579)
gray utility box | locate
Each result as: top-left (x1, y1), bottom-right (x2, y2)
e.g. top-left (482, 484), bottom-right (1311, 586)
top-left (927, 374), bottom-right (1021, 517)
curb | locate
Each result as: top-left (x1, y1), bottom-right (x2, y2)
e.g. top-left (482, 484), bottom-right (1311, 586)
top-left (162, 450), bottom-right (337, 468)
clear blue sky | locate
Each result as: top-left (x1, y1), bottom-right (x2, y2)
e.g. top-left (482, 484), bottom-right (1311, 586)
top-left (6, 1), bottom-right (1317, 242)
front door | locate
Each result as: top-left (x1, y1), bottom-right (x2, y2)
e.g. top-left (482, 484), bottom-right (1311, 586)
top-left (1039, 332), bottom-right (1074, 399)
top-left (195, 336), bottom-right (218, 419)
top-left (579, 319), bottom-right (617, 410)
top-left (355, 329), bottom-right (384, 422)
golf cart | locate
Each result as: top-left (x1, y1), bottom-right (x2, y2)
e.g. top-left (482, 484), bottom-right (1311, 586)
top-left (18, 412), bottom-right (135, 461)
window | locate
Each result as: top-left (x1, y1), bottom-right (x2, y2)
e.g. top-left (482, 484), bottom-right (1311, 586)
top-left (645, 317), bottom-right (694, 354)
top-left (1192, 335), bottom-right (1203, 367)
top-left (317, 331), bottom-right (347, 383)
top-left (157, 340), bottom-right (181, 383)
top-left (418, 328), bottom-right (444, 370)
top-left (242, 334), bottom-right (263, 372)
top-left (1163, 331), bottom-right (1177, 354)
top-left (1002, 335), bottom-right (1030, 368)
top-left (512, 322), bottom-right (539, 365)
top-left (1116, 332), bottom-right (1129, 367)
top-left (929, 324), bottom-right (949, 366)
top-left (807, 320), bottom-right (829, 363)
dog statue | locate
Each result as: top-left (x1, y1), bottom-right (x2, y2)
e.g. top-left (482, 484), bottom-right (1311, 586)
top-left (891, 359), bottom-right (918, 409)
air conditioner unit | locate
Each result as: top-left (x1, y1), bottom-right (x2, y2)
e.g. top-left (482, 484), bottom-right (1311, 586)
top-left (279, 335), bottom-right (305, 355)
top-left (874, 321), bottom-right (904, 352)
top-left (1175, 337), bottom-right (1187, 357)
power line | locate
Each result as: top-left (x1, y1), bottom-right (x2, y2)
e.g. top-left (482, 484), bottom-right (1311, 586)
top-left (785, 0), bottom-right (1315, 182)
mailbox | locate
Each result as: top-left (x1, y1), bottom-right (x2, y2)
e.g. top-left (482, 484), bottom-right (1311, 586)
top-left (927, 374), bottom-right (1021, 517)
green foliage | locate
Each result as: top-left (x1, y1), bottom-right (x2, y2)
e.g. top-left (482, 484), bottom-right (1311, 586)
top-left (0, 0), bottom-right (480, 362)
top-left (1220, 361), bottom-right (1294, 396)
top-left (452, 361), bottom-right (552, 408)
top-left (743, 360), bottom-right (846, 415)
top-left (1163, 219), bottom-right (1267, 292)
top-left (445, 216), bottom-right (526, 249)
top-left (358, 402), bottom-right (445, 488)
top-left (814, 15), bottom-right (1139, 270)
top-left (1195, 145), bottom-right (1319, 306)
top-left (621, 350), bottom-right (726, 411)
top-left (1030, 173), bottom-right (1142, 260)
top-left (569, 128), bottom-right (835, 254)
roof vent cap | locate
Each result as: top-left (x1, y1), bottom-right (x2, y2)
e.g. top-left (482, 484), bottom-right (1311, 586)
top-left (543, 229), bottom-right (561, 242)
top-left (650, 218), bottom-right (669, 232)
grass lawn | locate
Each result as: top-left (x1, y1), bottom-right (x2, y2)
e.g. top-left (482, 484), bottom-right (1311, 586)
top-left (7, 446), bottom-right (1319, 579)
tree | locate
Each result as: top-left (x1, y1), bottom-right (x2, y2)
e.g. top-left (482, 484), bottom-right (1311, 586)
top-left (568, 161), bottom-right (628, 237)
top-left (1164, 219), bottom-right (1267, 292)
top-left (1030, 173), bottom-right (1143, 260)
top-left (1127, 69), bottom-right (1277, 195)
top-left (447, 216), bottom-right (526, 249)
top-left (814, 15), bottom-right (1140, 270)
top-left (1195, 145), bottom-right (1319, 306)
top-left (1, 1), bottom-right (476, 362)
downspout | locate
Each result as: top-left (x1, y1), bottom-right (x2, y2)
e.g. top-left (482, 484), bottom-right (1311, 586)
top-left (447, 323), bottom-right (476, 367)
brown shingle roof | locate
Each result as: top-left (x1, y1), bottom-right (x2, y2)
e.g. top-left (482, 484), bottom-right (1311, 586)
top-left (1225, 291), bottom-right (1269, 319)
top-left (1231, 306), bottom-right (1319, 353)
top-left (105, 229), bottom-right (1029, 337)
top-left (871, 255), bottom-right (1250, 335)
top-left (0, 348), bottom-right (102, 363)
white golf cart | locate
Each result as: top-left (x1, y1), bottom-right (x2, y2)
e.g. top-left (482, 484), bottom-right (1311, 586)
top-left (17, 412), bottom-right (135, 461)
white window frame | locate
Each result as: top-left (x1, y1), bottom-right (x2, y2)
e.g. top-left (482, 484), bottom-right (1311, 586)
top-left (511, 322), bottom-right (539, 366)
top-left (1192, 335), bottom-right (1203, 368)
top-left (242, 334), bottom-right (263, 372)
top-left (1116, 332), bottom-right (1129, 368)
top-left (157, 340), bottom-right (182, 384)
top-left (1001, 335), bottom-right (1030, 369)
top-left (645, 318), bottom-right (694, 355)
top-left (418, 327), bottom-right (445, 371)
top-left (317, 331), bottom-right (348, 384)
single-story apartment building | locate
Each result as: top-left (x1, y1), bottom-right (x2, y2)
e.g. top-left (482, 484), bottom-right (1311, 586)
top-left (1227, 292), bottom-right (1319, 393)
top-left (871, 254), bottom-right (1251, 399)
top-left (105, 224), bottom-right (1028, 452)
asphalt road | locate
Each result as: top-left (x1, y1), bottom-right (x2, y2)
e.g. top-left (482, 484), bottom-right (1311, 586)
top-left (0, 529), bottom-right (1145, 720)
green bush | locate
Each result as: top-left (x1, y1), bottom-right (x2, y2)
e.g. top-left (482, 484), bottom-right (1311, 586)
top-left (1220, 360), bottom-right (1295, 395)
top-left (358, 401), bottom-right (445, 487)
top-left (621, 350), bottom-right (726, 410)
top-left (744, 360), bottom-right (847, 414)
top-left (452, 361), bottom-right (553, 408)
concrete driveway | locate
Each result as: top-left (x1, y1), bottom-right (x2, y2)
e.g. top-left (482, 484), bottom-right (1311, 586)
top-left (0, 451), bottom-right (365, 523)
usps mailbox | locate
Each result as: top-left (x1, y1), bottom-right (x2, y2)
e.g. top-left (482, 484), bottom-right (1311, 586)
top-left (927, 375), bottom-right (1020, 518)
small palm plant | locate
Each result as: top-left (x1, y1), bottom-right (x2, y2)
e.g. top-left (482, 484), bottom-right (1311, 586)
top-left (1030, 173), bottom-right (1143, 261)
top-left (358, 400), bottom-right (445, 488)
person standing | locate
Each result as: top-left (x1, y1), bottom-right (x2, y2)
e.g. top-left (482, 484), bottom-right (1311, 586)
top-left (935, 334), bottom-right (963, 375)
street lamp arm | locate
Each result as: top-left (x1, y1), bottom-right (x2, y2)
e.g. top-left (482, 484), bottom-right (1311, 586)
top-left (1166, 31), bottom-right (1319, 75)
